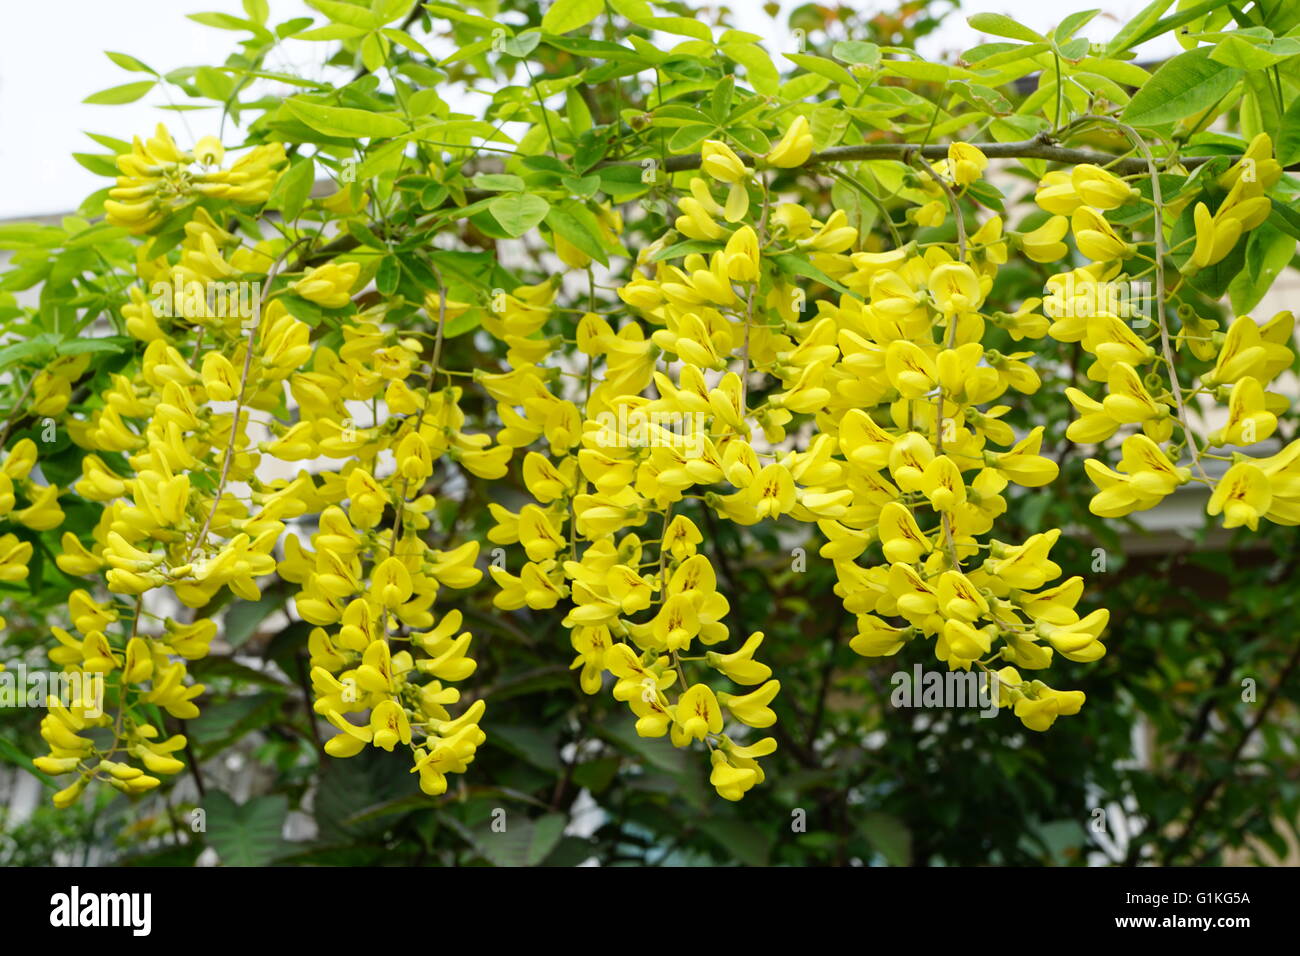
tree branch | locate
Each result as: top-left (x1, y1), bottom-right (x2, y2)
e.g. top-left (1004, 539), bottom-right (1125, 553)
top-left (596, 136), bottom-right (1280, 178)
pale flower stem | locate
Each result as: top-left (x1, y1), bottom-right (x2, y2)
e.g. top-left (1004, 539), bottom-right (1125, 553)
top-left (911, 153), bottom-right (967, 570)
top-left (186, 235), bottom-right (309, 565)
top-left (1074, 114), bottom-right (1210, 483)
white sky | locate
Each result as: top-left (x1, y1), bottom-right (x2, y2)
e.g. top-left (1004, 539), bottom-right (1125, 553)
top-left (0, 0), bottom-right (1177, 219)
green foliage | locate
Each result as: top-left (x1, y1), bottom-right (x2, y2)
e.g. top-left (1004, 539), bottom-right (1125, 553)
top-left (2, 0), bottom-right (1299, 866)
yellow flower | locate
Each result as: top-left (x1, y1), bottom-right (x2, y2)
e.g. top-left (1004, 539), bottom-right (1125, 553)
top-left (1071, 207), bottom-right (1132, 262)
top-left (723, 225), bottom-right (761, 281)
top-left (292, 261), bottom-right (360, 309)
top-left (1207, 462), bottom-right (1271, 531)
top-left (1019, 215), bottom-right (1069, 263)
top-left (701, 139), bottom-right (747, 183)
top-left (673, 683), bottom-right (723, 742)
top-left (947, 142), bottom-right (987, 186)
top-left (1071, 164), bottom-right (1136, 209)
top-left (707, 631), bottom-right (772, 685)
top-left (766, 115), bottom-right (813, 168)
top-left (1207, 377), bottom-right (1276, 447)
top-left (928, 262), bottom-right (983, 315)
top-left (718, 680), bottom-right (780, 727)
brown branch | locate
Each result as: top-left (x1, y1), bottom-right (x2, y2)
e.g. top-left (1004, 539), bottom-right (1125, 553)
top-left (596, 135), bottom-right (1278, 178)
top-left (1161, 637), bottom-right (1300, 865)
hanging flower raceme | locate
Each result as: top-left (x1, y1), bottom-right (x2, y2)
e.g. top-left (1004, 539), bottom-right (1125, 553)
top-left (11, 90), bottom-right (1292, 815)
top-left (16, 124), bottom-right (492, 808)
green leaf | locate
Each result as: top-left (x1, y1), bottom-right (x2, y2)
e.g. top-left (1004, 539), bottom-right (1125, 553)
top-left (541, 0), bottom-right (604, 35)
top-left (722, 42), bottom-right (779, 96)
top-left (294, 22), bottom-right (367, 40)
top-left (0, 224), bottom-right (64, 248)
top-left (0, 337), bottom-right (58, 370)
top-left (1229, 223), bottom-right (1296, 314)
top-left (1210, 34), bottom-right (1300, 71)
top-left (1054, 9), bottom-right (1101, 42)
top-left (489, 193), bottom-right (551, 238)
top-left (831, 40), bottom-right (881, 66)
top-left (204, 792), bottom-right (288, 866)
top-left (784, 53), bottom-right (856, 88)
top-left (272, 157), bottom-right (314, 221)
top-left (1120, 0), bottom-right (1236, 52)
top-left (772, 253), bottom-right (856, 298)
top-left (376, 255), bottom-right (400, 295)
top-left (1268, 199), bottom-right (1300, 241)
top-left (600, 719), bottom-right (694, 776)
top-left (561, 173), bottom-right (600, 198)
top-left (970, 42), bottom-right (1051, 69)
top-left (422, 3), bottom-right (503, 33)
top-left (968, 12), bottom-right (1046, 43)
top-left (1276, 87), bottom-right (1300, 167)
top-left (284, 98), bottom-right (408, 139)
top-left (545, 201), bottom-right (608, 265)
top-left (859, 811), bottom-right (913, 866)
top-left (489, 724), bottom-right (562, 773)
top-left (382, 27), bottom-right (432, 58)
top-left (648, 239), bottom-right (721, 263)
top-left (0, 736), bottom-right (55, 788)
top-left (882, 58), bottom-right (964, 83)
top-left (83, 81), bottom-right (156, 105)
top-left (56, 336), bottom-right (131, 357)
top-left (223, 594), bottom-right (284, 648)
top-left (667, 123), bottom-right (716, 152)
top-left (697, 818), bottom-right (773, 866)
top-left (1122, 47), bottom-right (1241, 126)
top-left (188, 12), bottom-right (258, 31)
top-left (950, 83), bottom-right (1013, 115)
top-left (472, 813), bottom-right (568, 867)
top-left (472, 173), bottom-right (527, 192)
top-left (105, 51), bottom-right (156, 75)
top-left (1058, 36), bottom-right (1091, 60)
top-left (501, 32), bottom-right (542, 58)
top-left (360, 32), bottom-right (387, 72)
top-left (305, 0), bottom-right (379, 29)
top-left (72, 153), bottom-right (120, 177)
top-left (1106, 0), bottom-right (1176, 54)
top-left (634, 15), bottom-right (711, 41)
top-left (279, 294), bottom-right (327, 327)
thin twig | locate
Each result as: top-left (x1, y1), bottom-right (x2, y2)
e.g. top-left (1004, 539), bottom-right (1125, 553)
top-left (185, 236), bottom-right (309, 564)
top-left (1077, 114), bottom-right (1209, 481)
top-left (596, 138), bottom-right (1279, 178)
top-left (0, 374), bottom-right (38, 449)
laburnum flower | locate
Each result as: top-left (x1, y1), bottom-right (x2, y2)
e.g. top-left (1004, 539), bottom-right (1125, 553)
top-left (766, 115), bottom-right (813, 168)
top-left (292, 261), bottom-right (360, 309)
top-left (1020, 215), bottom-right (1069, 263)
top-left (28, 187), bottom-right (498, 808)
top-left (57, 112), bottom-right (1296, 810)
top-left (701, 139), bottom-right (747, 183)
top-left (1207, 462), bottom-right (1272, 531)
top-left (105, 124), bottom-right (285, 232)
top-left (947, 142), bottom-right (988, 186)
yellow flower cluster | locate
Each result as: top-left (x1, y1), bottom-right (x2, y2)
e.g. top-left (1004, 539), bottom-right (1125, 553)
top-left (14, 114), bottom-right (1288, 809)
top-left (475, 137), bottom-right (1114, 803)
top-left (25, 126), bottom-right (489, 805)
top-left (105, 124), bottom-right (286, 233)
top-left (1034, 133), bottom-right (1296, 535)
